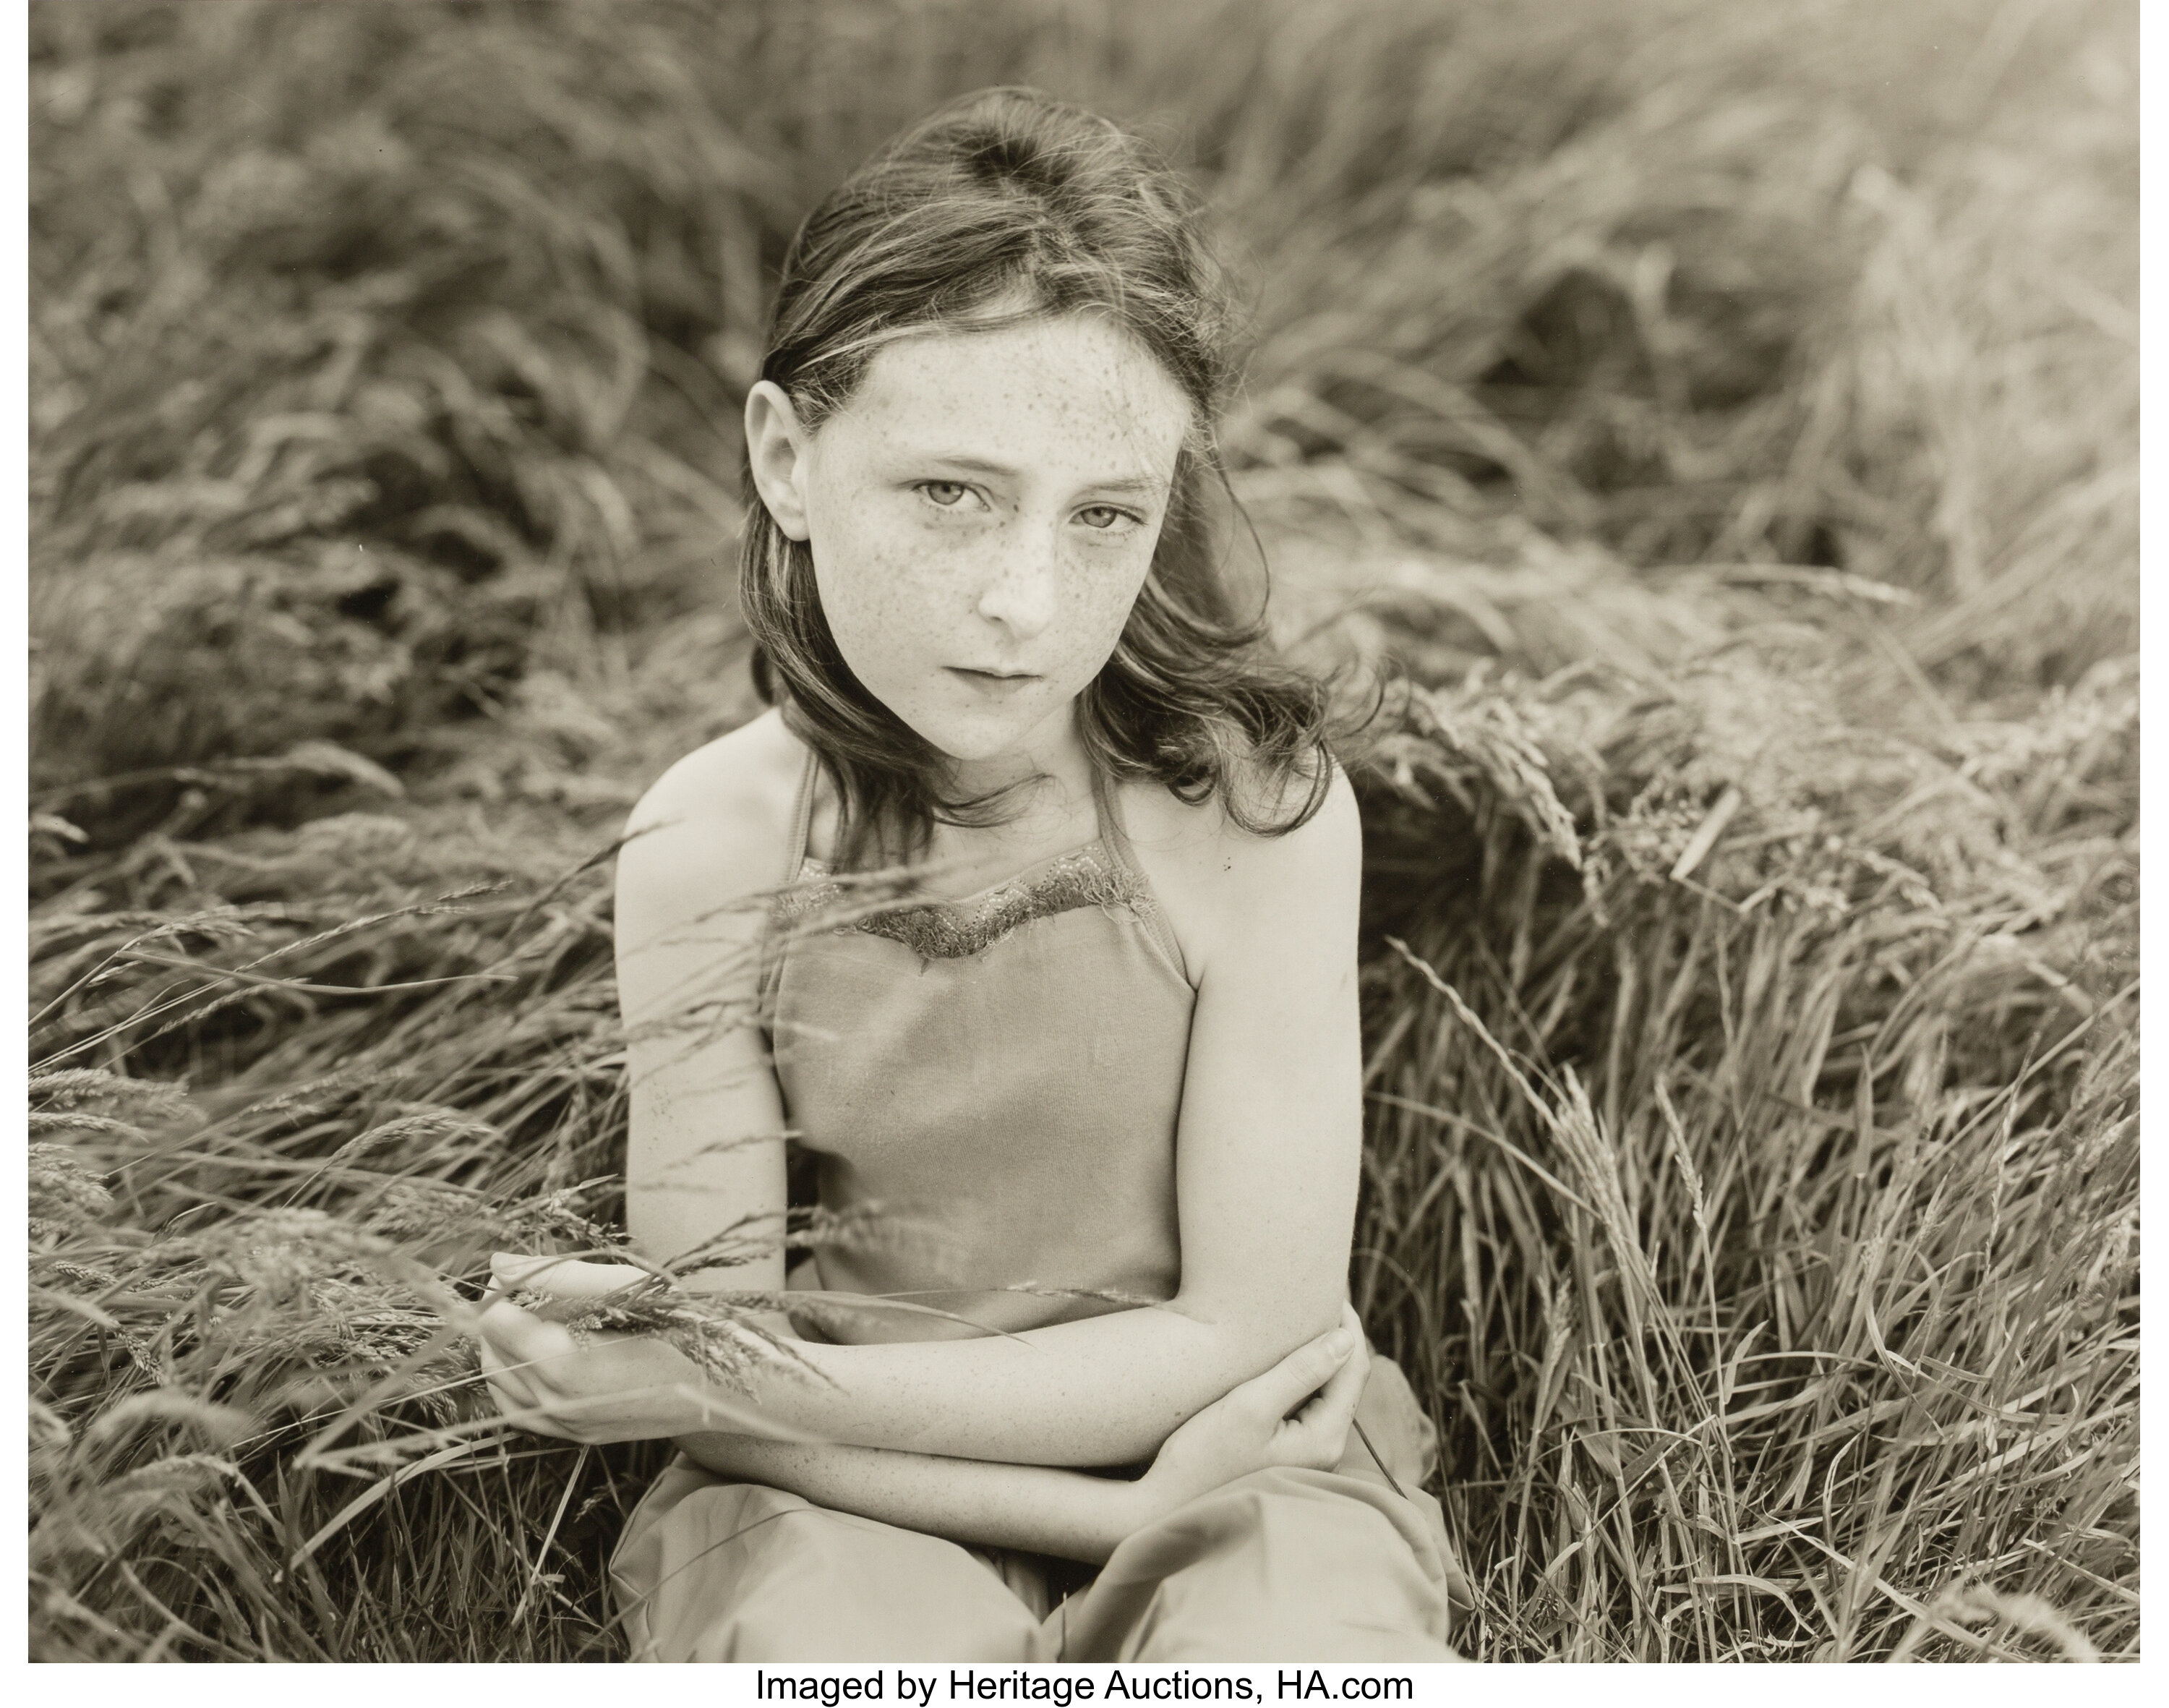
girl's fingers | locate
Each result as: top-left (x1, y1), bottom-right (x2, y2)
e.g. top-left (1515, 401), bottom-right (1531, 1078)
top-left (490, 1252), bottom-right (648, 1299)
top-left (478, 1337), bottom-right (543, 1415)
top-left (1242, 1320), bottom-right (1360, 1423)
top-left (1281, 1318), bottom-right (1370, 1466)
top-left (476, 1298), bottom-right (578, 1368)
top-left (479, 1333), bottom-right (592, 1440)
top-left (1314, 1325), bottom-right (1369, 1419)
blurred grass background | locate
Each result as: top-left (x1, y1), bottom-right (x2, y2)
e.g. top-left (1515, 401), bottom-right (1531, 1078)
top-left (27, 0), bottom-right (2136, 1662)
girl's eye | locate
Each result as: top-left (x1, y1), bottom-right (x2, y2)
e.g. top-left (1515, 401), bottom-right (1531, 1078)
top-left (1077, 505), bottom-right (1136, 531)
top-left (917, 481), bottom-right (972, 508)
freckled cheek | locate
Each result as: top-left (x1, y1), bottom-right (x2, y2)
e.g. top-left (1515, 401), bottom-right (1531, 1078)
top-left (1051, 560), bottom-right (1152, 682)
top-left (814, 531), bottom-right (970, 670)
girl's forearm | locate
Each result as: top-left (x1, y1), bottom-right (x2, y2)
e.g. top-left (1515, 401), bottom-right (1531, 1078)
top-left (672, 1431), bottom-right (1152, 1564)
top-left (706, 1293), bottom-right (1337, 1467)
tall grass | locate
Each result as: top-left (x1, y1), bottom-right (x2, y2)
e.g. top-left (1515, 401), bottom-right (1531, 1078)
top-left (1353, 648), bottom-right (2135, 1660)
top-left (28, 0), bottom-right (2135, 1662)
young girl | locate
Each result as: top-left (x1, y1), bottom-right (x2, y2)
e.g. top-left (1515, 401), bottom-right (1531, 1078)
top-left (476, 87), bottom-right (1467, 1663)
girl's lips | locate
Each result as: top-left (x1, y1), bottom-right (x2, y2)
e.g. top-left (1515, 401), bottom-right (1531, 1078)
top-left (948, 667), bottom-right (1040, 693)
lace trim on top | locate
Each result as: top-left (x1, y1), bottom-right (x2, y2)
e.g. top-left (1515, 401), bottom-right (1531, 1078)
top-left (774, 842), bottom-right (1145, 961)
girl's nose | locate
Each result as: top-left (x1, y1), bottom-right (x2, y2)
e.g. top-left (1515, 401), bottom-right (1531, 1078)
top-left (973, 534), bottom-right (1058, 640)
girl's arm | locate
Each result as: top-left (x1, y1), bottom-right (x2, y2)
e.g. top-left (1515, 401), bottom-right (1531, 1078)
top-left (679, 1314), bottom-right (1364, 1560)
top-left (482, 1299), bottom-right (1369, 1563)
top-left (676, 1432), bottom-right (1148, 1563)
top-left (489, 717), bottom-right (1361, 1466)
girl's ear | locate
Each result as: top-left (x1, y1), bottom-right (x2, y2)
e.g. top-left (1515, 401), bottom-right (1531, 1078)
top-left (745, 380), bottom-right (814, 542)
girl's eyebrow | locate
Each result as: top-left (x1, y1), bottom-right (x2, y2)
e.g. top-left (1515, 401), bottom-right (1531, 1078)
top-left (923, 453), bottom-right (1165, 495)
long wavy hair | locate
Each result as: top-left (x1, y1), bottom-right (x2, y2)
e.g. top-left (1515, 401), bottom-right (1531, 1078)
top-left (743, 87), bottom-right (1356, 868)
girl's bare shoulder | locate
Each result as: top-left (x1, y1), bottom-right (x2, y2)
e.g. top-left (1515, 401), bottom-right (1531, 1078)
top-left (1116, 752), bottom-right (1360, 978)
top-left (618, 706), bottom-right (808, 918)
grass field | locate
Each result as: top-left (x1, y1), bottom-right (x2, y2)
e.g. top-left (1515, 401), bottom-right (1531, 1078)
top-left (27, 0), bottom-right (2137, 1662)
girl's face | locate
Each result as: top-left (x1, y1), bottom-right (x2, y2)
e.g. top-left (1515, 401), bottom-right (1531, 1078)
top-left (748, 312), bottom-right (1193, 787)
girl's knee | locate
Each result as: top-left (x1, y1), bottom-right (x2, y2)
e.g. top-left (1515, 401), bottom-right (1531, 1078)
top-left (617, 1480), bottom-right (1040, 1662)
top-left (1065, 1471), bottom-right (1458, 1662)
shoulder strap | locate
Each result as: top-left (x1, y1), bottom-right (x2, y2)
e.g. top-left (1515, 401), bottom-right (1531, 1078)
top-left (782, 745), bottom-right (821, 887)
top-left (761, 745), bottom-right (823, 1015)
top-left (1089, 766), bottom-right (1194, 989)
top-left (1087, 761), bottom-right (1134, 875)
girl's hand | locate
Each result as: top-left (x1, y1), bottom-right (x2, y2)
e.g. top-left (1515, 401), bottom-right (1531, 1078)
top-left (476, 1251), bottom-right (707, 1444)
top-left (478, 1252), bottom-right (807, 1444)
top-left (1134, 1303), bottom-right (1370, 1521)
top-left (474, 1294), bottom-right (708, 1444)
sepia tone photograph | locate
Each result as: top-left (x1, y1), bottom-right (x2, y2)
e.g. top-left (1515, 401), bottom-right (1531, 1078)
top-left (25, 0), bottom-right (2136, 1665)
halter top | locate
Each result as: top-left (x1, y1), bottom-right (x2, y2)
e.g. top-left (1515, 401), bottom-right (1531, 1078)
top-left (761, 749), bottom-right (1195, 1344)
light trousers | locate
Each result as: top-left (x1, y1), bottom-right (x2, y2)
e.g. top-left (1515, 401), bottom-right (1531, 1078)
top-left (609, 1354), bottom-right (1470, 1662)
